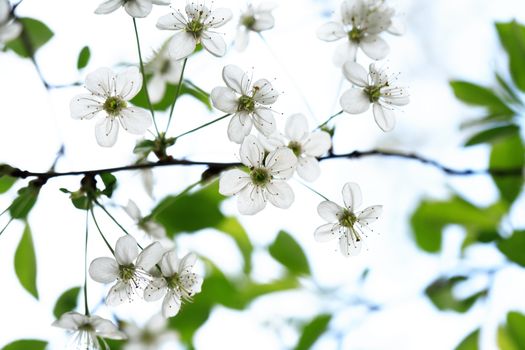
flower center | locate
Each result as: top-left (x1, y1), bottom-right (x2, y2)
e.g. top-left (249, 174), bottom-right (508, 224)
top-left (160, 59), bottom-right (171, 74)
top-left (339, 209), bottom-right (357, 228)
top-left (119, 265), bottom-right (136, 281)
top-left (242, 15), bottom-right (256, 29)
top-left (103, 96), bottom-right (127, 116)
top-left (348, 27), bottom-right (363, 43)
top-left (364, 85), bottom-right (382, 103)
top-left (238, 95), bottom-right (256, 113)
top-left (186, 19), bottom-right (204, 37)
top-left (288, 141), bottom-right (302, 157)
top-left (250, 167), bottom-right (271, 186)
top-left (78, 323), bottom-right (94, 332)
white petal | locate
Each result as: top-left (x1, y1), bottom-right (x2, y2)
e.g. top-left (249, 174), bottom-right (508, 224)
top-left (119, 107), bottom-right (152, 135)
top-left (284, 113), bottom-right (308, 141)
top-left (343, 61), bottom-right (369, 87)
top-left (314, 223), bottom-right (340, 242)
top-left (70, 94), bottom-right (104, 120)
top-left (219, 169), bottom-right (250, 195)
top-left (265, 147), bottom-right (296, 179)
top-left (240, 135), bottom-right (265, 167)
top-left (201, 32), bottom-right (227, 57)
top-left (136, 241), bottom-right (164, 271)
top-left (95, 117), bottom-right (119, 147)
top-left (296, 156), bottom-right (321, 182)
top-left (373, 103), bottom-right (395, 131)
top-left (211, 87), bottom-right (238, 113)
top-left (266, 181), bottom-right (294, 209)
top-left (181, 273), bottom-right (203, 295)
top-left (52, 312), bottom-right (88, 330)
top-left (162, 291), bottom-right (182, 318)
top-left (144, 221), bottom-right (166, 239)
top-left (168, 31), bottom-right (197, 60)
top-left (123, 200), bottom-right (141, 221)
top-left (235, 28), bottom-right (250, 52)
top-left (152, 0), bottom-right (171, 5)
top-left (317, 201), bottom-right (343, 223)
top-left (222, 65), bottom-right (249, 95)
top-left (124, 0), bottom-right (152, 18)
top-left (144, 278), bottom-right (168, 301)
top-left (252, 108), bottom-right (276, 137)
top-left (237, 184), bottom-right (266, 215)
top-left (342, 182), bottom-right (362, 211)
top-left (317, 21), bottom-right (346, 42)
top-left (85, 67), bottom-right (115, 97)
top-left (252, 13), bottom-right (274, 32)
top-left (95, 0), bottom-right (124, 14)
top-left (159, 250), bottom-right (179, 277)
top-left (106, 281), bottom-right (130, 306)
top-left (227, 113), bottom-right (253, 144)
top-left (388, 18), bottom-right (406, 35)
top-left (115, 235), bottom-right (139, 266)
top-left (339, 231), bottom-right (362, 257)
top-left (340, 88), bottom-right (370, 114)
top-left (357, 205), bottom-right (383, 225)
top-left (89, 257), bottom-right (119, 283)
top-left (259, 133), bottom-right (285, 152)
top-left (252, 79), bottom-right (278, 105)
top-left (147, 75), bottom-right (166, 103)
top-left (0, 0), bottom-right (9, 23)
top-left (360, 35), bottom-right (389, 60)
top-left (333, 41), bottom-right (357, 67)
top-left (205, 8), bottom-right (233, 28)
top-left (90, 316), bottom-right (126, 339)
top-left (0, 22), bottom-right (21, 43)
top-left (303, 131), bottom-right (331, 157)
top-left (115, 67), bottom-right (142, 100)
top-left (179, 252), bottom-right (197, 274)
top-left (157, 12), bottom-right (187, 30)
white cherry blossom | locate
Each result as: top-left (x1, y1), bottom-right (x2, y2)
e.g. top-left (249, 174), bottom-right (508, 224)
top-left (144, 251), bottom-right (203, 318)
top-left (235, 2), bottom-right (276, 52)
top-left (123, 314), bottom-right (177, 350)
top-left (0, 0), bottom-right (21, 44)
top-left (123, 199), bottom-right (166, 240)
top-left (219, 135), bottom-right (296, 215)
top-left (340, 61), bottom-right (409, 131)
top-left (95, 0), bottom-right (170, 18)
top-left (53, 312), bottom-right (126, 350)
top-left (261, 114), bottom-right (331, 181)
top-left (157, 2), bottom-right (232, 59)
top-left (70, 67), bottom-right (152, 147)
top-left (314, 182), bottom-right (382, 256)
top-left (89, 235), bottom-right (164, 305)
top-left (211, 65), bottom-right (279, 143)
top-left (146, 44), bottom-right (183, 103)
top-left (317, 0), bottom-right (400, 65)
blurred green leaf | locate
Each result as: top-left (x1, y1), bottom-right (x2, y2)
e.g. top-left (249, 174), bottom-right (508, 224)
top-left (506, 311), bottom-right (525, 348)
top-left (99, 173), bottom-right (117, 198)
top-left (496, 21), bottom-right (525, 92)
top-left (53, 287), bottom-right (81, 319)
top-left (77, 46), bottom-right (91, 70)
top-left (269, 231), bottom-right (310, 275)
top-left (498, 231), bottom-right (525, 267)
top-left (9, 181), bottom-right (41, 219)
top-left (464, 125), bottom-right (519, 147)
top-left (294, 314), bottom-right (332, 350)
top-left (2, 340), bottom-right (47, 350)
top-left (215, 217), bottom-right (253, 274)
top-left (425, 276), bottom-right (487, 313)
top-left (131, 80), bottom-right (211, 111)
top-left (0, 176), bottom-right (16, 194)
top-left (5, 18), bottom-right (53, 58)
top-left (498, 326), bottom-right (520, 350)
top-left (450, 81), bottom-right (513, 114)
top-left (169, 296), bottom-right (212, 346)
top-left (496, 73), bottom-right (522, 104)
top-left (489, 133), bottom-right (524, 204)
top-left (104, 339), bottom-right (125, 350)
top-left (14, 224), bottom-right (38, 299)
top-left (454, 329), bottom-right (479, 350)
top-left (153, 181), bottom-right (224, 236)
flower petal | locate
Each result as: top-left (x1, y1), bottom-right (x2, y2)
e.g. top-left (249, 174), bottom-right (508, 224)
top-left (0, 0), bottom-right (9, 23)
top-left (85, 67), bottom-right (115, 97)
top-left (95, 0), bottom-right (124, 15)
top-left (52, 312), bottom-right (87, 330)
top-left (360, 35), bottom-right (389, 60)
top-left (148, 75), bottom-right (166, 104)
top-left (201, 32), bottom-right (227, 57)
top-left (252, 79), bottom-right (279, 105)
top-left (317, 201), bottom-right (343, 223)
top-left (343, 61), bottom-right (369, 87)
top-left (123, 199), bottom-right (142, 222)
top-left (339, 231), bottom-right (362, 257)
top-left (284, 113), bottom-right (308, 142)
top-left (162, 291), bottom-right (182, 318)
top-left (70, 94), bottom-right (104, 120)
top-left (314, 223), bottom-right (340, 242)
top-left (179, 252), bottom-right (197, 274)
top-left (95, 117), bottom-right (119, 147)
top-left (89, 257), bottom-right (119, 283)
top-left (124, 0), bottom-right (152, 18)
top-left (303, 131), bottom-right (331, 157)
top-left (115, 67), bottom-right (142, 100)
top-left (252, 13), bottom-right (274, 31)
top-left (222, 65), bottom-right (250, 95)
top-left (157, 12), bottom-right (187, 30)
top-left (237, 184), bottom-right (266, 215)
top-left (169, 31), bottom-right (197, 60)
top-left (205, 8), bottom-right (233, 28)
top-left (296, 156), bottom-right (321, 182)
top-left (90, 316), bottom-right (126, 339)
top-left (340, 88), bottom-right (370, 114)
top-left (106, 281), bottom-right (130, 306)
top-left (219, 169), bottom-right (250, 195)
top-left (373, 103), bottom-right (395, 131)
top-left (265, 147), bottom-right (296, 179)
top-left (342, 182), bottom-right (362, 211)
top-left (115, 235), bottom-right (139, 266)
top-left (317, 21), bottom-right (346, 42)
top-left (240, 135), bottom-right (265, 167)
top-left (136, 241), bottom-right (164, 271)
top-left (159, 250), bottom-right (179, 277)
top-left (357, 205), bottom-right (383, 225)
top-left (119, 107), bottom-right (152, 135)
top-left (235, 28), bottom-right (250, 52)
top-left (227, 112), bottom-right (253, 144)
top-left (333, 41), bottom-right (357, 67)
top-left (144, 277), bottom-right (168, 301)
top-left (252, 108), bottom-right (276, 137)
top-left (211, 87), bottom-right (238, 113)
top-left (266, 181), bottom-right (294, 209)
top-left (0, 22), bottom-right (22, 43)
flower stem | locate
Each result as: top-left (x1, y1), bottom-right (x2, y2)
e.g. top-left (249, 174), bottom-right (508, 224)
top-left (297, 180), bottom-right (330, 201)
top-left (132, 18), bottom-right (160, 136)
top-left (90, 208), bottom-right (115, 256)
top-left (83, 210), bottom-right (90, 316)
top-left (94, 200), bottom-right (144, 250)
top-left (165, 57), bottom-right (188, 134)
top-left (316, 110), bottom-right (343, 130)
top-left (174, 113), bottom-right (231, 140)
top-left (0, 217), bottom-right (14, 237)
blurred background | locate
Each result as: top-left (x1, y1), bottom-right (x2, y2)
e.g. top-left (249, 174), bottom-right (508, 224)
top-left (0, 0), bottom-right (524, 349)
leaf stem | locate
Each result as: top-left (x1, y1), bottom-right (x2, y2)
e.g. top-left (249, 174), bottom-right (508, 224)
top-left (174, 113), bottom-right (231, 140)
top-left (316, 110), bottom-right (343, 130)
top-left (166, 57), bottom-right (188, 134)
top-left (90, 208), bottom-right (115, 256)
top-left (84, 209), bottom-right (90, 316)
top-left (94, 200), bottom-right (143, 250)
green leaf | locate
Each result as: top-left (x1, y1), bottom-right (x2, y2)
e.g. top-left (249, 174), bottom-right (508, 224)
top-left (0, 176), bottom-right (16, 194)
top-left (215, 217), bottom-right (253, 274)
top-left (496, 73), bottom-right (522, 104)
top-left (77, 46), bottom-right (91, 70)
top-left (425, 276), bottom-right (487, 313)
top-left (2, 340), bottom-right (47, 350)
top-left (489, 133), bottom-right (524, 204)
top-left (294, 314), bottom-right (332, 350)
top-left (464, 125), bottom-right (519, 147)
top-left (130, 80), bottom-right (211, 111)
top-left (9, 182), bottom-right (41, 219)
top-left (498, 326), bottom-right (520, 350)
top-left (14, 224), bottom-right (38, 299)
top-left (506, 311), bottom-right (525, 348)
top-left (498, 231), bottom-right (525, 267)
top-left (269, 231), bottom-right (310, 275)
top-left (450, 81), bottom-right (513, 114)
top-left (454, 329), bottom-right (479, 350)
top-left (5, 18), bottom-right (53, 58)
top-left (496, 21), bottom-right (525, 92)
top-left (53, 287), bottom-right (81, 319)
top-left (153, 181), bottom-right (225, 236)
top-left (99, 173), bottom-right (117, 198)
